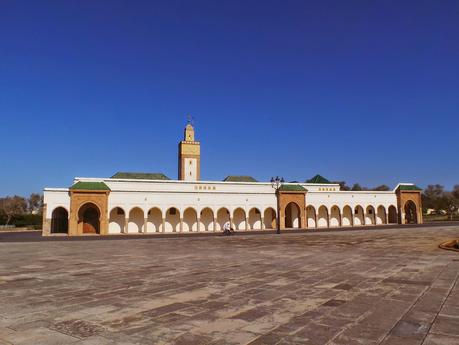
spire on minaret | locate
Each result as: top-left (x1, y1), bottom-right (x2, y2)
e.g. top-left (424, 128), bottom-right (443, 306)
top-left (178, 116), bottom-right (200, 181)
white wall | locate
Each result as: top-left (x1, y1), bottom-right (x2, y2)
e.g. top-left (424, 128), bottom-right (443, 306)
top-left (43, 189), bottom-right (70, 218)
top-left (44, 178), bottom-right (401, 234)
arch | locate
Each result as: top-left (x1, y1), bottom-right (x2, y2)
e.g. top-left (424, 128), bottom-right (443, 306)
top-left (233, 208), bottom-right (246, 230)
top-left (354, 205), bottom-right (364, 226)
top-left (285, 202), bottom-right (300, 228)
top-left (376, 206), bottom-right (386, 225)
top-left (128, 207), bottom-right (144, 233)
top-left (388, 205), bottom-right (398, 224)
top-left (317, 206), bottom-right (329, 228)
top-left (165, 207), bottom-right (180, 232)
top-left (307, 206), bottom-right (316, 228)
top-left (216, 207), bottom-right (230, 231)
top-left (263, 208), bottom-right (276, 229)
top-left (147, 207), bottom-right (162, 233)
top-left (109, 207), bottom-right (125, 234)
top-left (342, 206), bottom-right (353, 227)
top-left (78, 203), bottom-right (100, 234)
top-left (404, 200), bottom-right (418, 224)
top-left (51, 207), bottom-right (68, 234)
top-left (248, 208), bottom-right (262, 230)
top-left (199, 208), bottom-right (214, 231)
top-left (183, 208), bottom-right (198, 232)
top-left (330, 205), bottom-right (341, 227)
top-left (365, 206), bottom-right (376, 225)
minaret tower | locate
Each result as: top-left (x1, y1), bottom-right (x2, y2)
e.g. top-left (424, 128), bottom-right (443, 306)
top-left (178, 119), bottom-right (200, 181)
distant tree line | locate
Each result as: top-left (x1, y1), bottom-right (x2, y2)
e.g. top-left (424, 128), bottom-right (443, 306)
top-left (332, 181), bottom-right (391, 191)
top-left (333, 182), bottom-right (459, 220)
top-left (0, 194), bottom-right (43, 228)
top-left (421, 185), bottom-right (459, 220)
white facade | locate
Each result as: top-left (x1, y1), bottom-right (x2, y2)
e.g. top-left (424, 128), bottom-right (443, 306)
top-left (43, 177), bottom-right (402, 235)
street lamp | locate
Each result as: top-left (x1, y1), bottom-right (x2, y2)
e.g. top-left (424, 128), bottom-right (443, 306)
top-left (271, 176), bottom-right (284, 234)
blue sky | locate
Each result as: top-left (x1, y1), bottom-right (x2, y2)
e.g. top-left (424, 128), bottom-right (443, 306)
top-left (1, 0), bottom-right (458, 196)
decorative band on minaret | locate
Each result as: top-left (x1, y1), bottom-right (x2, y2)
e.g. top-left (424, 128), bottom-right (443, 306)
top-left (178, 122), bottom-right (200, 181)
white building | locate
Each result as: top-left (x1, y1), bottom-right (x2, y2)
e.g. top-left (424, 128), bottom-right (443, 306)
top-left (42, 124), bottom-right (423, 236)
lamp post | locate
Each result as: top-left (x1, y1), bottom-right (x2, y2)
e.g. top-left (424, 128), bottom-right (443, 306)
top-left (271, 176), bottom-right (284, 234)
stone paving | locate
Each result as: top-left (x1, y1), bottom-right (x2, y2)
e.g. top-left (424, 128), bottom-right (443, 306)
top-left (0, 225), bottom-right (459, 345)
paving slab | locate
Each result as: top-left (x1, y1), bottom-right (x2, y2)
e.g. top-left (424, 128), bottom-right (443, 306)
top-left (0, 224), bottom-right (458, 344)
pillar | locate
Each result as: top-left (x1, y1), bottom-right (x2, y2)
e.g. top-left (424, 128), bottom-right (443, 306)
top-left (179, 218), bottom-right (183, 233)
top-left (213, 217), bottom-right (217, 232)
top-left (124, 218), bottom-right (129, 234)
top-left (162, 218), bottom-right (166, 232)
top-left (245, 217), bottom-right (249, 231)
top-left (144, 218), bottom-right (148, 233)
top-left (261, 217), bottom-right (265, 230)
top-left (197, 218), bottom-right (201, 232)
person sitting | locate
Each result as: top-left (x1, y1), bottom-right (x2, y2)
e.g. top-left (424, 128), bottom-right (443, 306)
top-left (222, 221), bottom-right (234, 235)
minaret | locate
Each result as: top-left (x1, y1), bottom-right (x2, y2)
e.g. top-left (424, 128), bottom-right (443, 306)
top-left (178, 122), bottom-right (200, 181)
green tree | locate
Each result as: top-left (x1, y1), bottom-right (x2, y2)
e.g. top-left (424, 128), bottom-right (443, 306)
top-left (422, 185), bottom-right (445, 212)
top-left (0, 196), bottom-right (27, 225)
top-left (373, 185), bottom-right (391, 191)
top-left (351, 183), bottom-right (363, 191)
top-left (27, 193), bottom-right (43, 214)
top-left (444, 192), bottom-right (458, 221)
top-left (452, 185), bottom-right (459, 201)
top-left (333, 181), bottom-right (350, 191)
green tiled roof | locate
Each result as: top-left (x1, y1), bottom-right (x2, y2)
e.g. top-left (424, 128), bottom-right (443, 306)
top-left (111, 172), bottom-right (171, 180)
top-left (306, 174), bottom-right (332, 184)
top-left (279, 184), bottom-right (307, 192)
top-left (223, 176), bottom-right (258, 182)
top-left (398, 184), bottom-right (422, 191)
top-left (70, 181), bottom-right (110, 191)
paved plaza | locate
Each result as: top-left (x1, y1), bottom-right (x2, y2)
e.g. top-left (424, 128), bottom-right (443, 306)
top-left (0, 225), bottom-right (459, 345)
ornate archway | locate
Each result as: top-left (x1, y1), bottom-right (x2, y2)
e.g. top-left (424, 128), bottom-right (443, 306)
top-left (263, 208), bottom-right (276, 229)
top-left (78, 203), bottom-right (100, 234)
top-left (51, 207), bottom-right (68, 234)
top-left (404, 201), bottom-right (418, 224)
top-left (285, 202), bottom-right (301, 228)
top-left (388, 205), bottom-right (398, 224)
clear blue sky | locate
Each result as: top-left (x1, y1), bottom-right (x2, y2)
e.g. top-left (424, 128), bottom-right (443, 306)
top-left (1, 0), bottom-right (458, 196)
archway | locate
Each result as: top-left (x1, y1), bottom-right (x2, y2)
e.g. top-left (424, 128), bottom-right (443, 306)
top-left (264, 208), bottom-right (276, 229)
top-left (109, 207), bottom-right (125, 234)
top-left (404, 201), bottom-right (418, 224)
top-left (165, 207), bottom-right (180, 232)
top-left (317, 206), bottom-right (328, 228)
top-left (330, 206), bottom-right (340, 227)
top-left (200, 208), bottom-right (214, 231)
top-left (307, 206), bottom-right (316, 228)
top-left (388, 205), bottom-right (398, 224)
top-left (285, 202), bottom-right (300, 228)
top-left (233, 208), bottom-right (246, 230)
top-left (365, 206), bottom-right (376, 225)
top-left (376, 206), bottom-right (386, 225)
top-left (147, 208), bottom-right (162, 233)
top-left (78, 203), bottom-right (100, 234)
top-left (248, 208), bottom-right (262, 230)
top-left (183, 208), bottom-right (198, 232)
top-left (128, 207), bottom-right (144, 233)
top-left (354, 206), bottom-right (364, 226)
top-left (216, 208), bottom-right (230, 231)
top-left (51, 207), bottom-right (68, 234)
top-left (342, 206), bottom-right (352, 227)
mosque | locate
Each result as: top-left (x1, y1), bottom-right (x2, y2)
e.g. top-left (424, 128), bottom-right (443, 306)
top-left (42, 123), bottom-right (423, 236)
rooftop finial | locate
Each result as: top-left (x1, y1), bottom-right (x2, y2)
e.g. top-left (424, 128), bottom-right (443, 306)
top-left (186, 114), bottom-right (194, 126)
